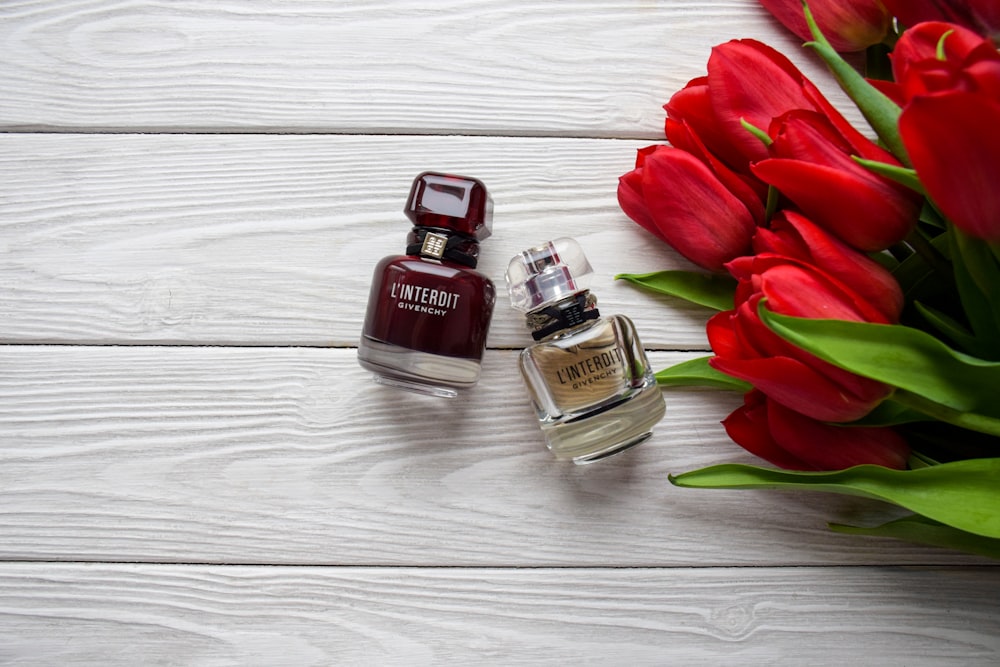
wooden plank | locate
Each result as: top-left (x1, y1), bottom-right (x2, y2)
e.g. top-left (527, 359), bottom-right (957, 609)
top-left (0, 133), bottom-right (714, 348)
top-left (0, 345), bottom-right (987, 567)
top-left (0, 1), bottom-right (857, 137)
top-left (0, 563), bottom-right (997, 665)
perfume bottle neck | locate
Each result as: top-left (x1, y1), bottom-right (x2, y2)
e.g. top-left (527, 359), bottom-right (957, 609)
top-left (525, 291), bottom-right (601, 341)
top-left (406, 227), bottom-right (481, 268)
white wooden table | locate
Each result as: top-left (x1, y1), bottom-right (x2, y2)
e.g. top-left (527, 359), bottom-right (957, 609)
top-left (2, 2), bottom-right (998, 664)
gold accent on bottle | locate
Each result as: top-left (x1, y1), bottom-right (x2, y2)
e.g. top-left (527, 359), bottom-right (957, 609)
top-left (420, 231), bottom-right (448, 259)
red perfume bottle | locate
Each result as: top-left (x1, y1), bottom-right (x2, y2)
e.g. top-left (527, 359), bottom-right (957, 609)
top-left (358, 172), bottom-right (497, 397)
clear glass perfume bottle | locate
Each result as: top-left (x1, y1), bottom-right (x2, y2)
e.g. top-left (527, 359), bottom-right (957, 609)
top-left (358, 172), bottom-right (496, 398)
top-left (506, 238), bottom-right (665, 463)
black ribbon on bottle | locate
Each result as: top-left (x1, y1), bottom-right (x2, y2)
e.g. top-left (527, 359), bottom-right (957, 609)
top-left (406, 228), bottom-right (481, 268)
top-left (526, 292), bottom-right (601, 341)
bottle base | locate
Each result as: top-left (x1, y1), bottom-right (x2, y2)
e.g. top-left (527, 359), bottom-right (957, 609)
top-left (371, 374), bottom-right (459, 399)
top-left (567, 431), bottom-right (653, 464)
top-left (540, 386), bottom-right (666, 464)
top-left (358, 335), bottom-right (482, 398)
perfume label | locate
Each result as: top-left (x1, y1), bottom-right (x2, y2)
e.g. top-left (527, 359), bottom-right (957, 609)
top-left (363, 256), bottom-right (496, 361)
top-left (525, 319), bottom-right (632, 413)
top-left (555, 348), bottom-right (626, 389)
top-left (389, 280), bottom-right (461, 316)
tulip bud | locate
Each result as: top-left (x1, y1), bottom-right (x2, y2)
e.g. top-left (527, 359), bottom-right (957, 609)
top-left (708, 252), bottom-right (897, 422)
top-left (724, 390), bottom-right (911, 471)
top-left (618, 146), bottom-right (755, 272)
top-left (900, 93), bottom-right (1000, 241)
top-left (882, 0), bottom-right (1000, 42)
top-left (752, 111), bottom-right (921, 252)
top-left (758, 0), bottom-right (892, 52)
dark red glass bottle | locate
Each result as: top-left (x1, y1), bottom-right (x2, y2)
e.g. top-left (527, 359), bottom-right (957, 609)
top-left (358, 172), bottom-right (496, 397)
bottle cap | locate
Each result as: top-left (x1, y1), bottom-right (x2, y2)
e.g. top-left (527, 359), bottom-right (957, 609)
top-left (404, 172), bottom-right (493, 240)
top-left (505, 237), bottom-right (594, 312)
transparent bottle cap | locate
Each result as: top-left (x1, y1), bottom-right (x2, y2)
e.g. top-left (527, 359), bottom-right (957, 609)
top-left (505, 237), bottom-right (593, 312)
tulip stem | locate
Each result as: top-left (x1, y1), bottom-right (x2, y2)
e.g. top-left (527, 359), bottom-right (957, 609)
top-left (765, 185), bottom-right (779, 223)
top-left (892, 390), bottom-right (1000, 437)
top-left (864, 42), bottom-right (893, 82)
top-left (802, 2), bottom-right (909, 165)
top-left (906, 228), bottom-right (951, 279)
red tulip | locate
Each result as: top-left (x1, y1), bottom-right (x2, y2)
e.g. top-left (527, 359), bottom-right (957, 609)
top-left (696, 39), bottom-right (888, 164)
top-left (617, 145), bottom-right (755, 272)
top-left (752, 211), bottom-right (904, 319)
top-left (752, 110), bottom-right (921, 251)
top-left (724, 390), bottom-right (911, 471)
top-left (665, 77), bottom-right (750, 174)
top-left (758, 0), bottom-right (892, 52)
top-left (900, 93), bottom-right (1000, 241)
top-left (617, 145), bottom-right (660, 233)
top-left (882, 0), bottom-right (1000, 41)
top-left (876, 22), bottom-right (1000, 105)
top-left (708, 251), bottom-right (897, 422)
top-left (665, 118), bottom-right (768, 226)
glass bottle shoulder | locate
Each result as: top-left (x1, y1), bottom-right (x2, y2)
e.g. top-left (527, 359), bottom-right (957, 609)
top-left (375, 254), bottom-right (494, 290)
top-left (526, 313), bottom-right (635, 350)
top-left (517, 313), bottom-right (650, 389)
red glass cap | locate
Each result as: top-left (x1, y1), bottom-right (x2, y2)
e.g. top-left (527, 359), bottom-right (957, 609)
top-left (404, 172), bottom-right (493, 240)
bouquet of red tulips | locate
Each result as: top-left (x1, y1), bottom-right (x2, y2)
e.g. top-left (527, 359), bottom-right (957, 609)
top-left (617, 1), bottom-right (1000, 558)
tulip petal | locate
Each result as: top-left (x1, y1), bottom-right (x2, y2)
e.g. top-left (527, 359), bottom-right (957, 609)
top-left (757, 262), bottom-right (887, 323)
top-left (754, 211), bottom-right (904, 319)
top-left (766, 399), bottom-right (911, 470)
top-left (668, 119), bottom-right (767, 225)
top-left (758, 0), bottom-right (890, 52)
top-left (753, 158), bottom-right (918, 250)
top-left (666, 78), bottom-right (749, 171)
top-left (640, 148), bottom-right (755, 272)
top-left (891, 22), bottom-right (986, 76)
top-left (707, 40), bottom-right (816, 162)
top-left (709, 355), bottom-right (884, 422)
top-left (617, 168), bottom-right (656, 234)
top-left (881, 1), bottom-right (1000, 39)
top-left (722, 390), bottom-right (817, 469)
top-left (899, 93), bottom-right (1000, 241)
top-left (758, 308), bottom-right (1000, 422)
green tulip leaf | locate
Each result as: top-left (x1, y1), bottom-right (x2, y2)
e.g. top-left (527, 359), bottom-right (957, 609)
top-left (656, 356), bottom-right (752, 391)
top-left (669, 459), bottom-right (1000, 538)
top-left (917, 200), bottom-right (948, 230)
top-left (914, 301), bottom-right (988, 356)
top-left (846, 398), bottom-right (930, 427)
top-left (889, 229), bottom-right (952, 306)
top-left (616, 270), bottom-right (736, 311)
top-left (853, 157), bottom-right (923, 194)
top-left (829, 514), bottom-right (1000, 560)
top-left (950, 225), bottom-right (1000, 350)
top-left (892, 391), bottom-right (1000, 436)
top-left (802, 3), bottom-right (908, 164)
top-left (758, 305), bottom-right (1000, 423)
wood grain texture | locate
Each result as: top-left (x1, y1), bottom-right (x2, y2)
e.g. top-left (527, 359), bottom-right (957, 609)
top-left (0, 0), bottom-right (860, 137)
top-left (0, 345), bottom-right (988, 567)
top-left (0, 563), bottom-right (998, 666)
top-left (2, 1), bottom-right (994, 662)
top-left (0, 132), bottom-right (715, 348)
